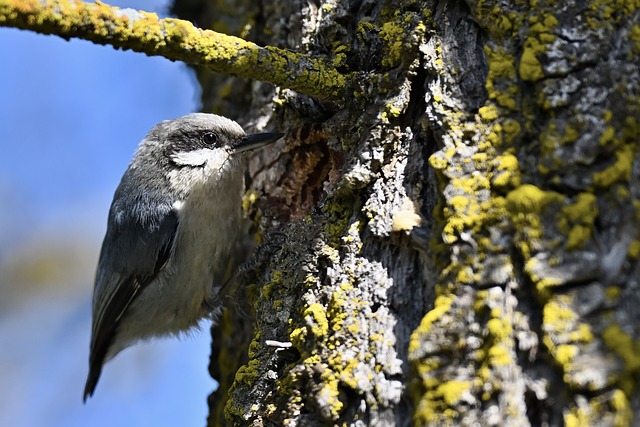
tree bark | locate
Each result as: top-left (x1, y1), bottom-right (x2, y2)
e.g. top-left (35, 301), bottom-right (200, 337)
top-left (173, 0), bottom-right (640, 425)
top-left (3, 0), bottom-right (637, 424)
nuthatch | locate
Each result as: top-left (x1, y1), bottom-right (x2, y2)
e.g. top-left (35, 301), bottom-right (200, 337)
top-left (83, 113), bottom-right (283, 401)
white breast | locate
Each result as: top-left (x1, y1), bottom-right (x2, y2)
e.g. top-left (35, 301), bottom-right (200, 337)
top-left (116, 163), bottom-right (245, 345)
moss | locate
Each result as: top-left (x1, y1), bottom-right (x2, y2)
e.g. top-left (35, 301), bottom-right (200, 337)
top-left (247, 334), bottom-right (261, 359)
top-left (322, 198), bottom-right (354, 248)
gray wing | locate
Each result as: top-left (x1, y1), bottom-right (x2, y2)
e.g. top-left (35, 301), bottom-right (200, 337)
top-left (84, 174), bottom-right (178, 401)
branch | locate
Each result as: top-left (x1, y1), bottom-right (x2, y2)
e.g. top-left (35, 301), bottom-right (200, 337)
top-left (0, 0), bottom-right (348, 101)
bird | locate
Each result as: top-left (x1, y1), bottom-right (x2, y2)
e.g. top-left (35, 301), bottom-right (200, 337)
top-left (83, 113), bottom-right (283, 401)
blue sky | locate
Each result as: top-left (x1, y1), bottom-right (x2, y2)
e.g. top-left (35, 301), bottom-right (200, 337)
top-left (0, 1), bottom-right (219, 425)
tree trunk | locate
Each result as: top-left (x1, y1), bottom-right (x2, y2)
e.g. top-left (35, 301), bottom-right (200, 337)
top-left (170, 0), bottom-right (640, 425)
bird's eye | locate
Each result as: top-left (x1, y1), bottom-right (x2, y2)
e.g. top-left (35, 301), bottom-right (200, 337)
top-left (201, 132), bottom-right (218, 146)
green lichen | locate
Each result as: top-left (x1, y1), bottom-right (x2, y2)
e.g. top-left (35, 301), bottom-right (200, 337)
top-left (472, 2), bottom-right (523, 38)
top-left (356, 20), bottom-right (378, 44)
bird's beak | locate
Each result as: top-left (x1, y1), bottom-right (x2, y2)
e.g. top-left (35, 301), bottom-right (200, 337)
top-left (233, 132), bottom-right (284, 154)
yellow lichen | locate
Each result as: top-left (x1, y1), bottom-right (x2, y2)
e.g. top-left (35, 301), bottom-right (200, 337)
top-left (409, 296), bottom-right (453, 354)
top-left (305, 303), bottom-right (329, 338)
top-left (491, 153), bottom-right (521, 188)
top-left (601, 324), bottom-right (640, 374)
top-left (518, 41), bottom-right (544, 81)
top-left (593, 144), bottom-right (634, 187)
top-left (560, 192), bottom-right (598, 250)
top-left (478, 104), bottom-right (499, 121)
top-left (379, 21), bottom-right (405, 68)
top-left (506, 184), bottom-right (561, 214)
top-left (439, 381), bottom-right (471, 406)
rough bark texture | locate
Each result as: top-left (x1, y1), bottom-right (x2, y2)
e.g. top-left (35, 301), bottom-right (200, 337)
top-left (168, 0), bottom-right (640, 425)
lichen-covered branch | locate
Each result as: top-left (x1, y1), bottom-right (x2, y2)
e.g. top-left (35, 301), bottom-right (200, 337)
top-left (0, 0), bottom-right (348, 101)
